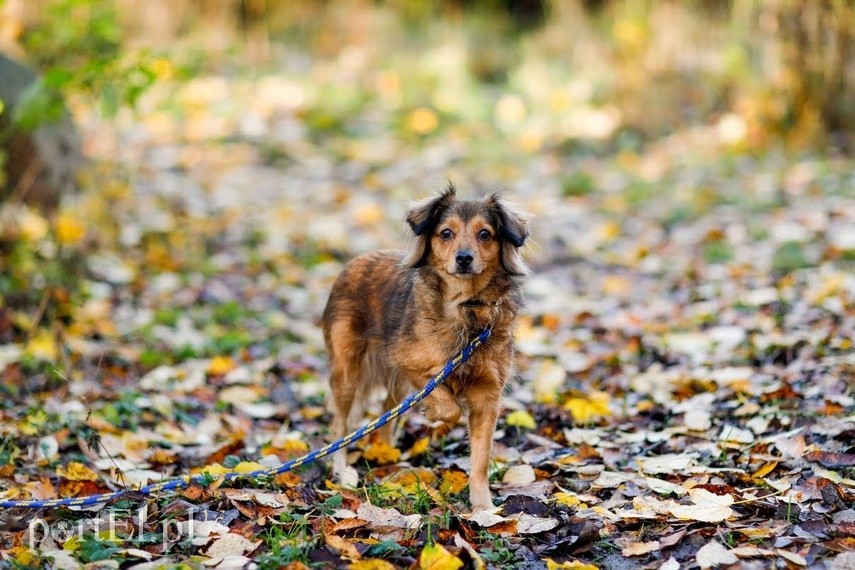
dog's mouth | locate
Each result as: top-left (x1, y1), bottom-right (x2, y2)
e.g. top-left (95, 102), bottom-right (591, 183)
top-left (449, 263), bottom-right (482, 277)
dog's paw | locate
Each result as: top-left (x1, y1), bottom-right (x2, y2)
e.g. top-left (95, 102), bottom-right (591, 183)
top-left (468, 488), bottom-right (495, 512)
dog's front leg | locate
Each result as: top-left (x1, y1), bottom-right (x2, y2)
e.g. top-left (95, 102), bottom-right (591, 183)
top-left (467, 390), bottom-right (501, 511)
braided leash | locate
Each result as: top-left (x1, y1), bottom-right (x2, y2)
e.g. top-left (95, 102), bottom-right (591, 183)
top-left (0, 328), bottom-right (492, 510)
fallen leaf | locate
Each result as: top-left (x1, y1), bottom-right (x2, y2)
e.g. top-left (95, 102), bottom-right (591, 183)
top-left (55, 214), bottom-right (86, 246)
top-left (56, 462), bottom-right (99, 482)
top-left (205, 533), bottom-right (260, 558)
top-left (208, 355), bottom-right (237, 376)
top-left (696, 540), bottom-right (738, 569)
top-left (440, 470), bottom-right (468, 495)
top-left (638, 453), bottom-right (697, 475)
top-left (502, 464), bottom-right (536, 485)
top-left (505, 410), bottom-right (537, 430)
top-left (325, 533), bottom-right (362, 560)
top-left (620, 540), bottom-right (660, 557)
top-left (670, 489), bottom-right (735, 523)
top-left (363, 441), bottom-right (402, 465)
top-left (349, 560), bottom-right (397, 570)
top-left (356, 504), bottom-right (421, 531)
top-left (564, 391), bottom-right (611, 423)
top-left (418, 543), bottom-right (463, 570)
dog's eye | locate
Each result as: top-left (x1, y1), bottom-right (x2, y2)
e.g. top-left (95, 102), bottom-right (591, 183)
top-left (439, 229), bottom-right (453, 240)
top-left (477, 229), bottom-right (492, 241)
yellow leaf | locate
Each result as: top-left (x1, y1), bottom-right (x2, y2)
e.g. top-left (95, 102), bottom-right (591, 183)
top-left (349, 560), bottom-right (396, 570)
top-left (56, 462), bottom-right (99, 482)
top-left (407, 107), bottom-right (439, 135)
top-left (19, 409), bottom-right (49, 436)
top-left (545, 559), bottom-right (600, 570)
top-left (407, 437), bottom-right (431, 457)
top-left (8, 546), bottom-right (38, 566)
top-left (55, 214), bottom-right (86, 246)
top-left (196, 463), bottom-right (230, 476)
top-left (364, 441), bottom-right (401, 465)
top-left (208, 355), bottom-right (236, 376)
top-left (505, 410), bottom-right (536, 430)
top-left (419, 543), bottom-right (463, 570)
top-left (25, 329), bottom-right (59, 362)
top-left (752, 461), bottom-right (778, 479)
top-left (553, 492), bottom-right (582, 508)
top-left (233, 461), bottom-right (265, 474)
top-left (440, 470), bottom-right (468, 495)
top-left (564, 391), bottom-right (611, 423)
top-left (280, 439), bottom-right (310, 454)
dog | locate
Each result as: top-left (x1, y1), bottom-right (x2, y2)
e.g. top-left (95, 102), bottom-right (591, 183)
top-left (322, 184), bottom-right (529, 511)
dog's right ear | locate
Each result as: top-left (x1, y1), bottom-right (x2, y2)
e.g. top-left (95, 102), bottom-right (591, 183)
top-left (401, 184), bottom-right (456, 268)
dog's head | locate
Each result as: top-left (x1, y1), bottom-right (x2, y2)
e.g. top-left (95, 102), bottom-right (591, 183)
top-left (402, 184), bottom-right (530, 277)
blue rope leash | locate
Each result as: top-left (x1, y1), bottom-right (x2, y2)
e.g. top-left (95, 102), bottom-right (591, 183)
top-left (0, 328), bottom-right (491, 510)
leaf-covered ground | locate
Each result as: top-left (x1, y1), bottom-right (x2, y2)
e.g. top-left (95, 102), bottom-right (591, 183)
top-left (2, 11), bottom-right (855, 570)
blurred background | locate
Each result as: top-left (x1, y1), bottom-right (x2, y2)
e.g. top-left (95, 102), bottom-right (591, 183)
top-left (0, 0), bottom-right (853, 354)
top-left (2, 0), bottom-right (853, 205)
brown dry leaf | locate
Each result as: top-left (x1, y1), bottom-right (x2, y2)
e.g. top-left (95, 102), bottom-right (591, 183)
top-left (805, 451), bottom-right (855, 468)
top-left (331, 517), bottom-right (370, 534)
top-left (325, 533), bottom-right (362, 561)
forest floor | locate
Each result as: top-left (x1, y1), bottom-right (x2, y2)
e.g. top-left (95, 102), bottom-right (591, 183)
top-left (1, 23), bottom-right (855, 570)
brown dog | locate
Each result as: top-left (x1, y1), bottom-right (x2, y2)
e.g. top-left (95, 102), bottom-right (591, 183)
top-left (322, 184), bottom-right (529, 511)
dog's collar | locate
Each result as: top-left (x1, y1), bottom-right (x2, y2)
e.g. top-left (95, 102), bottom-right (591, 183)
top-left (460, 298), bottom-right (500, 308)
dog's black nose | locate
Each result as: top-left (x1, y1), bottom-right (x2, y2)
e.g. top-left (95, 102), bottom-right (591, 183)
top-left (456, 250), bottom-right (474, 267)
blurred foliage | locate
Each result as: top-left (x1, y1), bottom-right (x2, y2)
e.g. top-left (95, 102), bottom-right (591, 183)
top-left (5, 0), bottom-right (156, 130)
top-left (3, 0), bottom-right (853, 148)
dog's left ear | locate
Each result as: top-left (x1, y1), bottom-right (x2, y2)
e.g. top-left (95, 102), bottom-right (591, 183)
top-left (401, 185), bottom-right (457, 268)
top-left (487, 193), bottom-right (531, 276)
top-left (406, 184), bottom-right (456, 236)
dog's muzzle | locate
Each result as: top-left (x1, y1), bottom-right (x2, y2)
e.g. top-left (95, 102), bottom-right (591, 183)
top-left (455, 250), bottom-right (474, 273)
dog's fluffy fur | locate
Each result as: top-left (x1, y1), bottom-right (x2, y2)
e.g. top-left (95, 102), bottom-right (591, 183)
top-left (322, 184), bottom-right (529, 510)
